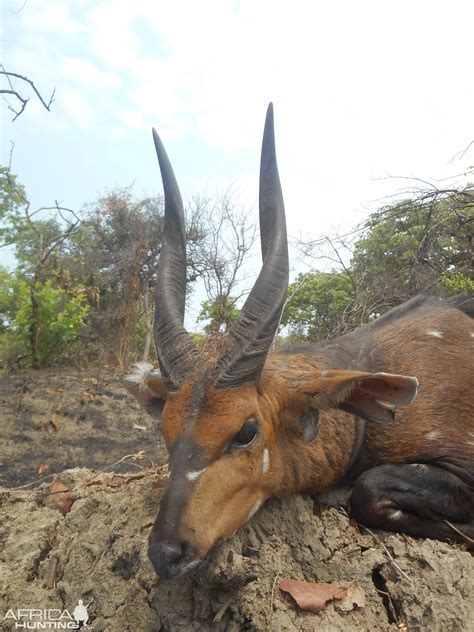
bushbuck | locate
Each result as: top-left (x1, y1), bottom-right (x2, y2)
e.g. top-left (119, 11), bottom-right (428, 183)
top-left (124, 104), bottom-right (474, 579)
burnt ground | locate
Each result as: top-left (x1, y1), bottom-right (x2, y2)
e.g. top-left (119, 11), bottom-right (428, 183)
top-left (0, 367), bottom-right (167, 487)
top-left (0, 369), bottom-right (473, 631)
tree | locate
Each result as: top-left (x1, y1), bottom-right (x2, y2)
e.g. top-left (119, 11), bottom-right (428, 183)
top-left (281, 271), bottom-right (353, 342)
top-left (351, 188), bottom-right (474, 319)
top-left (287, 185), bottom-right (474, 340)
top-left (0, 167), bottom-right (82, 367)
top-left (0, 272), bottom-right (89, 367)
top-left (198, 297), bottom-right (240, 337)
top-left (189, 188), bottom-right (257, 338)
top-left (65, 189), bottom-right (165, 366)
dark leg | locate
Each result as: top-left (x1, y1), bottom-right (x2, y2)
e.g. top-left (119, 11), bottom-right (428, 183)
top-left (350, 463), bottom-right (474, 546)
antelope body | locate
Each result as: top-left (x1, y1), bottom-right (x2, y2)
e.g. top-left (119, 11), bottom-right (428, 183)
top-left (124, 105), bottom-right (474, 579)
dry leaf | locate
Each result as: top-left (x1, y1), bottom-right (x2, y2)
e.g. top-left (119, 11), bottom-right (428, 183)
top-left (336, 582), bottom-right (365, 611)
top-left (50, 417), bottom-right (62, 431)
top-left (140, 521), bottom-right (154, 531)
top-left (279, 579), bottom-right (346, 614)
top-left (37, 463), bottom-right (50, 475)
top-left (43, 480), bottom-right (73, 515)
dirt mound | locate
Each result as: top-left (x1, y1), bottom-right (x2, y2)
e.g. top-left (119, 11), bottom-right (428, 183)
top-left (1, 370), bottom-right (473, 630)
top-left (1, 467), bottom-right (473, 631)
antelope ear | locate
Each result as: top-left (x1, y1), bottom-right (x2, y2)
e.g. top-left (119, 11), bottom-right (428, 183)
top-left (123, 362), bottom-right (167, 420)
top-left (299, 408), bottom-right (321, 443)
top-left (303, 369), bottom-right (419, 427)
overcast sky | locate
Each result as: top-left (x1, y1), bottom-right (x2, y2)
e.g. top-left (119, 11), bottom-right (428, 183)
top-left (2, 0), bottom-right (473, 322)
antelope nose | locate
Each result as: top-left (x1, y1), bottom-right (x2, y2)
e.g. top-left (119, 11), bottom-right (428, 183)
top-left (148, 537), bottom-right (188, 578)
top-left (154, 541), bottom-right (182, 564)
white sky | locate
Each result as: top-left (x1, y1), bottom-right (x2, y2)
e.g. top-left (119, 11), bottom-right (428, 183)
top-left (2, 0), bottom-right (473, 324)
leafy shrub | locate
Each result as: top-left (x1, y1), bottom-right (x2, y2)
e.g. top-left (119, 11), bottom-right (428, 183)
top-left (0, 273), bottom-right (89, 367)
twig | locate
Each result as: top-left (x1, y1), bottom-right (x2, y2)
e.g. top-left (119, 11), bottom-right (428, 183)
top-left (449, 140), bottom-right (474, 164)
top-left (43, 452), bottom-right (157, 496)
top-left (361, 525), bottom-right (414, 583)
top-left (1, 67), bottom-right (56, 121)
top-left (46, 555), bottom-right (59, 589)
top-left (4, 472), bottom-right (58, 491)
top-left (212, 594), bottom-right (234, 623)
top-left (374, 587), bottom-right (400, 624)
top-left (443, 520), bottom-right (474, 545)
top-left (4, 452), bottom-right (164, 495)
top-left (267, 571), bottom-right (281, 626)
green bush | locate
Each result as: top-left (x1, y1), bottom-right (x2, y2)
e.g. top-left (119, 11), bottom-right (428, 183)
top-left (0, 273), bottom-right (89, 367)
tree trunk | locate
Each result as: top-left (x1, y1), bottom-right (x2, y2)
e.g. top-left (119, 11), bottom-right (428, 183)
top-left (142, 277), bottom-right (153, 362)
top-left (29, 281), bottom-right (40, 368)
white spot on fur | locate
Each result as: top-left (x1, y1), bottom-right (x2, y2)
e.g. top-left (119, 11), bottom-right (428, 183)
top-left (410, 463), bottom-right (429, 471)
top-left (390, 510), bottom-right (404, 521)
top-left (427, 330), bottom-right (443, 338)
top-left (185, 468), bottom-right (206, 482)
top-left (247, 500), bottom-right (262, 521)
top-left (471, 332), bottom-right (474, 338)
top-left (124, 362), bottom-right (154, 388)
top-left (262, 449), bottom-right (270, 474)
top-left (426, 430), bottom-right (440, 441)
top-left (319, 370), bottom-right (330, 376)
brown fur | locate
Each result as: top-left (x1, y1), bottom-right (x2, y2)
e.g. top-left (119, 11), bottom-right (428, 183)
top-left (124, 296), bottom-right (474, 571)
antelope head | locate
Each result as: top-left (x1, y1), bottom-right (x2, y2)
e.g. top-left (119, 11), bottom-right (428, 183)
top-left (124, 104), bottom-right (418, 578)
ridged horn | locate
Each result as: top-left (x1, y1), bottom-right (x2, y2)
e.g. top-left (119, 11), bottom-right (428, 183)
top-left (214, 103), bottom-right (289, 388)
top-left (152, 129), bottom-right (200, 390)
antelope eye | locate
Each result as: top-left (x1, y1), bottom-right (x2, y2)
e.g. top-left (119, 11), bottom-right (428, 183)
top-left (231, 420), bottom-right (258, 449)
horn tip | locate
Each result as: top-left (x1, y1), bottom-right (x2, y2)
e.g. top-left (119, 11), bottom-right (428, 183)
top-left (266, 102), bottom-right (274, 122)
top-left (262, 103), bottom-right (276, 161)
top-left (151, 127), bottom-right (162, 147)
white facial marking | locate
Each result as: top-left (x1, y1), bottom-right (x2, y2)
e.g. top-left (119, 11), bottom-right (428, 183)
top-left (185, 468), bottom-right (206, 482)
top-left (390, 510), bottom-right (404, 521)
top-left (262, 448), bottom-right (270, 474)
top-left (427, 330), bottom-right (443, 338)
top-left (247, 500), bottom-right (262, 521)
top-left (124, 361), bottom-right (154, 388)
top-left (426, 430), bottom-right (440, 441)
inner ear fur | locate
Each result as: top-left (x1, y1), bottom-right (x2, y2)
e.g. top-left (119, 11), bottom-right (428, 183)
top-left (303, 369), bottom-right (419, 425)
top-left (122, 362), bottom-right (167, 420)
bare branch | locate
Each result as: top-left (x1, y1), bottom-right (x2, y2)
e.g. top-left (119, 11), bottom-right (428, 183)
top-left (449, 140), bottom-right (474, 164)
top-left (1, 66), bottom-right (56, 121)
